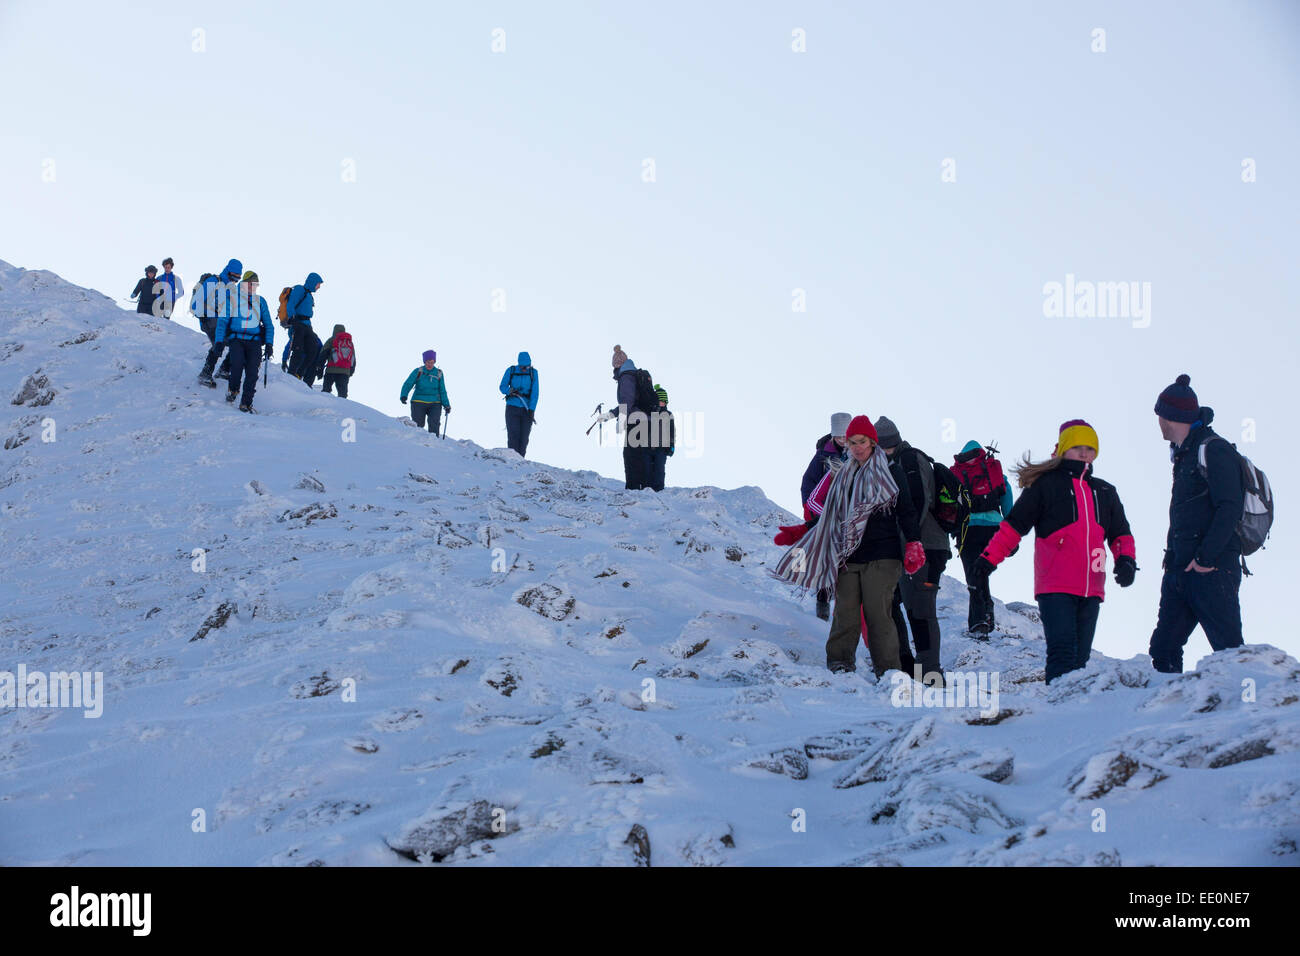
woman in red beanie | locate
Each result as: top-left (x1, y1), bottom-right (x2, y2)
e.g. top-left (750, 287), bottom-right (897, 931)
top-left (772, 415), bottom-right (926, 675)
top-left (969, 420), bottom-right (1138, 684)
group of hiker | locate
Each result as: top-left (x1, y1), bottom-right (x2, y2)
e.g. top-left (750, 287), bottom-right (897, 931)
top-left (774, 374), bottom-right (1270, 688)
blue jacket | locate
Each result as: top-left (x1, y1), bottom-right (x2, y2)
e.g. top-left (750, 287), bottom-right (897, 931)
top-left (401, 365), bottom-right (449, 405)
top-left (614, 359), bottom-right (638, 411)
top-left (800, 434), bottom-right (846, 505)
top-left (191, 259), bottom-right (243, 320)
top-left (500, 352), bottom-right (538, 410)
top-left (286, 272), bottom-right (323, 324)
top-left (217, 293), bottom-right (274, 346)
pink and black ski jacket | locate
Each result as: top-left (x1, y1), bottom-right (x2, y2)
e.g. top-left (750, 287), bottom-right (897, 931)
top-left (981, 459), bottom-right (1135, 600)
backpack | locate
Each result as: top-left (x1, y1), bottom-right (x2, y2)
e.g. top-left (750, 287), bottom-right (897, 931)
top-left (189, 274), bottom-right (216, 317)
top-left (957, 449), bottom-right (1007, 513)
top-left (901, 447), bottom-right (971, 537)
top-left (277, 287), bottom-right (294, 327)
top-left (632, 368), bottom-right (658, 416)
top-left (1197, 436), bottom-right (1273, 559)
top-left (326, 332), bottom-right (355, 370)
top-left (506, 366), bottom-right (535, 400)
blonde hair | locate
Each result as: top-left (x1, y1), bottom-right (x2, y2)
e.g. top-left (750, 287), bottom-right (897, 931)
top-left (1013, 452), bottom-right (1065, 489)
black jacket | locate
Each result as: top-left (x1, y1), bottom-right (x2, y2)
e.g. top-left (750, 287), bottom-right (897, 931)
top-left (131, 277), bottom-right (159, 315)
top-left (1166, 408), bottom-right (1243, 569)
top-left (844, 455), bottom-right (922, 564)
top-left (1003, 459), bottom-right (1132, 542)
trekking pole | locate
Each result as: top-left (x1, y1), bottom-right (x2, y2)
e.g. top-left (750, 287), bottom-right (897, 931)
top-left (585, 402), bottom-right (604, 437)
top-left (441, 409), bottom-right (450, 440)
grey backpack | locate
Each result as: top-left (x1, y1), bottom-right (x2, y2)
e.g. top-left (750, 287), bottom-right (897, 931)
top-left (1198, 436), bottom-right (1273, 557)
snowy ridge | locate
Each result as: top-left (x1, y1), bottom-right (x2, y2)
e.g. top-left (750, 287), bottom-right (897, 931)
top-left (1, 260), bottom-right (1297, 866)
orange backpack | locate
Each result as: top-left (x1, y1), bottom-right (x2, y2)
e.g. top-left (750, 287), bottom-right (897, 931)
top-left (277, 287), bottom-right (293, 327)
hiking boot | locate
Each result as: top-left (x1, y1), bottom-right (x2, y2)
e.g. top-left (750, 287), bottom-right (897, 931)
top-left (239, 403), bottom-right (253, 413)
top-left (215, 369), bottom-right (230, 380)
top-left (816, 599), bottom-right (830, 621)
top-left (226, 390), bottom-right (237, 403)
top-left (827, 660), bottom-right (856, 674)
top-left (967, 626), bottom-right (990, 642)
top-left (198, 371), bottom-right (216, 388)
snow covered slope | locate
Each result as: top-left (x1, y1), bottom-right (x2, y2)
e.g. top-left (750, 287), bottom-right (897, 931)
top-left (1, 260), bottom-right (1297, 866)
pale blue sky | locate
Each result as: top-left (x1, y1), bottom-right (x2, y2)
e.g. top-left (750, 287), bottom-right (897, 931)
top-left (2, 0), bottom-right (1297, 658)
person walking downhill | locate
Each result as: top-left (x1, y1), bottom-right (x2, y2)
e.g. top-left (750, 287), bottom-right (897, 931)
top-left (800, 412), bottom-right (851, 621)
top-left (970, 420), bottom-right (1137, 683)
top-left (646, 384), bottom-right (675, 492)
top-left (285, 272), bottom-right (324, 384)
top-left (951, 439), bottom-right (1014, 638)
top-left (194, 259), bottom-right (242, 387)
top-left (771, 415), bottom-right (926, 676)
top-left (1148, 375), bottom-right (1247, 673)
top-left (213, 270), bottom-right (275, 413)
top-left (876, 416), bottom-right (952, 685)
top-left (130, 265), bottom-right (160, 316)
top-left (500, 352), bottom-right (539, 457)
top-left (157, 257), bottom-right (183, 320)
top-left (400, 350), bottom-right (450, 434)
top-left (316, 324), bottom-right (356, 397)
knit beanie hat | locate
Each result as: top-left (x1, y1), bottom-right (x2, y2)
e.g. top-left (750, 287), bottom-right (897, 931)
top-left (874, 416), bottom-right (901, 448)
top-left (846, 415), bottom-right (877, 442)
top-left (1154, 374), bottom-right (1199, 424)
top-left (422, 350), bottom-right (436, 363)
top-left (612, 344), bottom-right (628, 368)
top-left (1053, 419), bottom-right (1099, 458)
top-left (830, 412), bottom-right (851, 438)
top-left (333, 324), bottom-right (345, 335)
top-left (654, 385), bottom-right (668, 404)
top-left (241, 270), bottom-right (258, 283)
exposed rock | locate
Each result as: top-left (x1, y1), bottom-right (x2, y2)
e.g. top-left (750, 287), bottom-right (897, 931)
top-left (294, 474), bottom-right (326, 493)
top-left (514, 583), bottom-right (575, 621)
top-left (1068, 750), bottom-right (1167, 799)
top-left (387, 800), bottom-right (512, 863)
top-left (625, 824), bottom-right (651, 867)
top-left (290, 672), bottom-right (341, 698)
top-left (747, 747), bottom-right (809, 780)
top-left (190, 600), bottom-right (236, 642)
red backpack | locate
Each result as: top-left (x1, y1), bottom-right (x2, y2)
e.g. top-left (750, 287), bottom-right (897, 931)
top-left (326, 332), bottom-right (355, 370)
top-left (954, 449), bottom-right (1006, 513)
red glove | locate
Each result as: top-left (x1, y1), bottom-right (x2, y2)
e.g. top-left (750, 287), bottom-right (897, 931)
top-left (903, 541), bottom-right (926, 576)
top-left (775, 524), bottom-right (808, 546)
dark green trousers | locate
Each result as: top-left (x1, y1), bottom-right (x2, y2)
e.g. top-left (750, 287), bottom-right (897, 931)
top-left (828, 560), bottom-right (903, 675)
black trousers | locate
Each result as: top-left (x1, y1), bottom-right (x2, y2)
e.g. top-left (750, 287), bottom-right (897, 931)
top-left (321, 372), bottom-right (349, 398)
top-left (1149, 566), bottom-right (1244, 673)
top-left (893, 549), bottom-right (949, 677)
top-left (412, 401), bottom-right (442, 434)
top-left (200, 319), bottom-right (231, 376)
top-left (623, 444), bottom-right (650, 490)
top-left (1038, 593), bottom-right (1102, 684)
top-left (226, 339), bottom-right (262, 406)
top-left (959, 524), bottom-right (998, 633)
top-left (288, 322), bottom-right (320, 381)
top-left (506, 404), bottom-right (533, 457)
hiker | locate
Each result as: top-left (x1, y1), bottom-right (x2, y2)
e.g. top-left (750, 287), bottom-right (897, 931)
top-left (646, 384), bottom-right (676, 492)
top-left (315, 324), bottom-right (356, 397)
top-left (598, 345), bottom-right (657, 490)
top-left (212, 270), bottom-right (275, 413)
top-left (970, 420), bottom-right (1137, 684)
top-left (157, 257), bottom-right (183, 320)
top-left (876, 416), bottom-right (952, 685)
top-left (285, 272), bottom-right (324, 384)
top-left (400, 350), bottom-right (450, 434)
top-left (771, 415), bottom-right (926, 676)
top-left (801, 412), bottom-right (851, 620)
top-left (499, 352), bottom-right (538, 457)
top-left (194, 259), bottom-right (242, 387)
top-left (1148, 375), bottom-right (1246, 673)
top-left (951, 439), bottom-right (1014, 637)
top-left (129, 265), bottom-right (160, 316)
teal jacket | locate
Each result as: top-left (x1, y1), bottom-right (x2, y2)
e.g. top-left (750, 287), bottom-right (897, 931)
top-left (401, 366), bottom-right (449, 405)
top-left (957, 439), bottom-right (1015, 526)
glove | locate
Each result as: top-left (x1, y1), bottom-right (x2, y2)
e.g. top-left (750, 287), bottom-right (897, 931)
top-left (444, 404), bottom-right (451, 413)
top-left (667, 446), bottom-right (675, 457)
top-left (263, 344), bottom-right (273, 359)
top-left (774, 524), bottom-right (809, 546)
top-left (971, 555), bottom-right (996, 580)
top-left (1113, 555), bottom-right (1137, 588)
top-left (904, 541), bottom-right (926, 576)
top-left (400, 396), bottom-right (407, 404)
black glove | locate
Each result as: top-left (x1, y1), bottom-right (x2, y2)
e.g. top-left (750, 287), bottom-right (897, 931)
top-left (1113, 555), bottom-right (1137, 588)
top-left (971, 555), bottom-right (996, 580)
top-left (667, 446), bottom-right (675, 457)
top-left (400, 396), bottom-right (407, 404)
top-left (263, 344), bottom-right (273, 359)
top-left (444, 404), bottom-right (451, 413)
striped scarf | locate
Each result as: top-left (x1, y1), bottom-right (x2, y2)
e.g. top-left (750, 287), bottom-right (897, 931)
top-left (772, 449), bottom-right (899, 593)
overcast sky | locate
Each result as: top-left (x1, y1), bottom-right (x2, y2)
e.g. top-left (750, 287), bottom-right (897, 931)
top-left (2, 0), bottom-right (1297, 660)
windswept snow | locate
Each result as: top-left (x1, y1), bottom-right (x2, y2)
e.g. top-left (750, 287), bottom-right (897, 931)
top-left (0, 260), bottom-right (1297, 866)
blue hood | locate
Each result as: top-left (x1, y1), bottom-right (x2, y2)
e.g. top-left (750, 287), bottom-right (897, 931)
top-left (616, 359), bottom-right (636, 376)
top-left (223, 259), bottom-right (243, 280)
top-left (305, 272), bottom-right (323, 291)
top-left (517, 351), bottom-right (531, 367)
